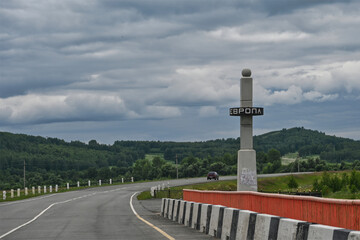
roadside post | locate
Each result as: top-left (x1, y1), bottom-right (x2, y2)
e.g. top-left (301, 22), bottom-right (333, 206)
top-left (230, 69), bottom-right (264, 191)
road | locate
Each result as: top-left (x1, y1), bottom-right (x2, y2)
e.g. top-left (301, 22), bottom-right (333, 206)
top-left (0, 173), bottom-right (308, 240)
top-left (0, 177), bottom-right (235, 240)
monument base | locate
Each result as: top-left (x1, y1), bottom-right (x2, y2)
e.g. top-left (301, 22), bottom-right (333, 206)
top-left (237, 149), bottom-right (258, 191)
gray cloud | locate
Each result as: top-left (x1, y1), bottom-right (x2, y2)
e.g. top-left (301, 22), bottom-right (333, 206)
top-left (1, 0), bottom-right (359, 142)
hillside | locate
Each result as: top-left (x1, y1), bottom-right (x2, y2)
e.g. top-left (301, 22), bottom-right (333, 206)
top-left (254, 127), bottom-right (360, 162)
top-left (1, 127), bottom-right (360, 189)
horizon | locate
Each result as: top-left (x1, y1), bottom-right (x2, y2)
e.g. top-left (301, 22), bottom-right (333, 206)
top-left (1, 126), bottom-right (358, 145)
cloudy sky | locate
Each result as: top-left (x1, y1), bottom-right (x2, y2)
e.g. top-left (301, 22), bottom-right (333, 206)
top-left (1, 0), bottom-right (360, 144)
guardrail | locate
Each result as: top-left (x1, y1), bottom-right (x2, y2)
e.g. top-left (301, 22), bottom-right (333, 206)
top-left (1, 177), bottom-right (134, 201)
top-left (160, 198), bottom-right (360, 240)
top-left (183, 189), bottom-right (360, 231)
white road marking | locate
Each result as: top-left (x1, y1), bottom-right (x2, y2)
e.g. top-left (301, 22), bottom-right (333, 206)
top-left (0, 186), bottom-right (129, 239)
top-left (130, 192), bottom-right (174, 240)
top-left (0, 194), bottom-right (57, 207)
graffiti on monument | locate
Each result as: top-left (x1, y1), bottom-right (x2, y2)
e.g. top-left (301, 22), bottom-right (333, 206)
top-left (240, 168), bottom-right (257, 186)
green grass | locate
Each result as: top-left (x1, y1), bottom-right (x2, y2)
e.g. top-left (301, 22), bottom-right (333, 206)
top-left (257, 173), bottom-right (322, 192)
top-left (145, 154), bottom-right (164, 161)
top-left (137, 172), bottom-right (360, 200)
top-left (281, 152), bottom-right (320, 165)
top-left (137, 191), bottom-right (152, 200)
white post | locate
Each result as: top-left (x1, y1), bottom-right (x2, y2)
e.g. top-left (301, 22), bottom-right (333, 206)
top-left (66, 183), bottom-right (69, 190)
top-left (3, 191), bottom-right (6, 200)
top-left (88, 180), bottom-right (91, 187)
top-left (38, 186), bottom-right (41, 194)
top-left (77, 181), bottom-right (80, 187)
top-left (55, 184), bottom-right (58, 192)
top-left (110, 179), bottom-right (112, 184)
top-left (162, 183), bottom-right (165, 190)
top-left (131, 177), bottom-right (134, 182)
top-left (32, 186), bottom-right (35, 195)
top-left (49, 185), bottom-right (52, 193)
top-left (11, 189), bottom-right (14, 198)
top-left (121, 178), bottom-right (124, 183)
top-left (99, 180), bottom-right (101, 186)
top-left (17, 188), bottom-right (20, 197)
top-left (44, 186), bottom-right (47, 194)
top-left (25, 187), bottom-right (28, 196)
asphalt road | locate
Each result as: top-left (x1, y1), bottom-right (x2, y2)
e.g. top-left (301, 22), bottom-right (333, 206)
top-left (0, 173), bottom-right (309, 240)
top-left (0, 177), bottom-right (233, 240)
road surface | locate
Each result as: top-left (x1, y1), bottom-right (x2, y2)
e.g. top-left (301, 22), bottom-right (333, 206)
top-left (0, 173), bottom-right (308, 239)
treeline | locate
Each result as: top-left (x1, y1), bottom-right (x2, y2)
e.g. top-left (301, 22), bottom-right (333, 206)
top-left (1, 127), bottom-right (360, 189)
top-left (254, 127), bottom-right (360, 162)
top-left (313, 170), bottom-right (360, 195)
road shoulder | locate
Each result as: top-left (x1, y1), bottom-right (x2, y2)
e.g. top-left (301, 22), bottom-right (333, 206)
top-left (133, 196), bottom-right (216, 240)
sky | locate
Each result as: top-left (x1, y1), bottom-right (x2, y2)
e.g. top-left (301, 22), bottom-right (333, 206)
top-left (1, 0), bottom-right (360, 144)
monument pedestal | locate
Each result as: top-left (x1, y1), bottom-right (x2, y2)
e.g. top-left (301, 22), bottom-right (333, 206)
top-left (237, 149), bottom-right (257, 191)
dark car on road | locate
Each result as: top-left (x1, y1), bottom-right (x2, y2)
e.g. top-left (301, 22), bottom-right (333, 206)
top-left (207, 171), bottom-right (219, 180)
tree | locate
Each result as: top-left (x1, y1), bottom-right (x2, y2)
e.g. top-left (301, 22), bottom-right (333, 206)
top-left (210, 162), bottom-right (226, 175)
top-left (86, 167), bottom-right (98, 179)
top-left (287, 175), bottom-right (298, 189)
top-left (267, 149), bottom-right (281, 163)
top-left (152, 156), bottom-right (166, 169)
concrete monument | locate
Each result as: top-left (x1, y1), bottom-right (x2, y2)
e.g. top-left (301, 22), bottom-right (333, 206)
top-left (230, 69), bottom-right (264, 191)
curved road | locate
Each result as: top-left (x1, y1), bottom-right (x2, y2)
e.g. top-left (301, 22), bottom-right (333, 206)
top-left (0, 177), bottom-right (234, 240)
top-left (0, 173), bottom-right (308, 240)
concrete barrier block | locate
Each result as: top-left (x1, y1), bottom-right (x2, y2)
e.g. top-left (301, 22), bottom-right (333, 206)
top-left (178, 201), bottom-right (187, 224)
top-left (164, 198), bottom-right (169, 218)
top-left (348, 231), bottom-right (360, 240)
top-left (168, 199), bottom-right (175, 220)
top-left (253, 213), bottom-right (280, 240)
top-left (209, 205), bottom-right (225, 238)
top-left (277, 218), bottom-right (306, 240)
top-left (150, 187), bottom-right (155, 197)
top-left (199, 204), bottom-right (212, 234)
top-left (160, 198), bottom-right (167, 217)
top-left (236, 210), bottom-right (256, 240)
top-left (184, 202), bottom-right (194, 227)
top-left (221, 207), bottom-right (239, 240)
top-left (191, 203), bottom-right (202, 230)
top-left (173, 200), bottom-right (181, 222)
top-left (307, 224), bottom-right (341, 240)
top-left (333, 229), bottom-right (353, 240)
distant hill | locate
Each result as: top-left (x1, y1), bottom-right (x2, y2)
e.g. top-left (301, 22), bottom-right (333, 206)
top-left (1, 127), bottom-right (360, 189)
top-left (254, 127), bottom-right (360, 162)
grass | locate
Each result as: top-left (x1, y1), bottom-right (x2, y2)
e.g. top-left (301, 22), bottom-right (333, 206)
top-left (281, 153), bottom-right (320, 165)
top-left (137, 172), bottom-right (360, 200)
top-left (258, 173), bottom-right (322, 192)
top-left (145, 154), bottom-right (164, 161)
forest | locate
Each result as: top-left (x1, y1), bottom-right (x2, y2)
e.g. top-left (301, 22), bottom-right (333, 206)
top-left (1, 127), bottom-right (360, 190)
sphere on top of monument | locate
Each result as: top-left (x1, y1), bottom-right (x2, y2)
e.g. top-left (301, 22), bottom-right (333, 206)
top-left (242, 68), bottom-right (251, 77)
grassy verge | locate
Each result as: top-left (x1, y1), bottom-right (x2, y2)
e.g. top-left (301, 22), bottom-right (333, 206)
top-left (137, 172), bottom-right (360, 200)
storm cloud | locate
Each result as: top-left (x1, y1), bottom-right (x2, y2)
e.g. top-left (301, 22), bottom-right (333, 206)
top-left (1, 0), bottom-right (359, 143)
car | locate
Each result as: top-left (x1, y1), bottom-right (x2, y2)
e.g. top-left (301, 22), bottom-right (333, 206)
top-left (207, 171), bottom-right (219, 180)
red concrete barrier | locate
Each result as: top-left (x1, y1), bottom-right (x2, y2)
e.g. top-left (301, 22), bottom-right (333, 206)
top-left (183, 189), bottom-right (360, 230)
